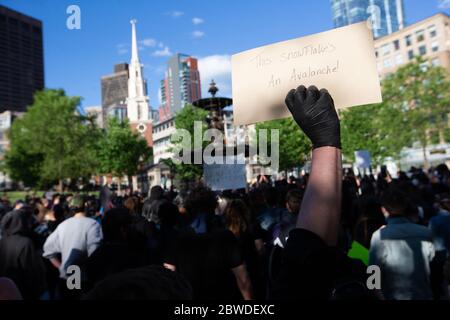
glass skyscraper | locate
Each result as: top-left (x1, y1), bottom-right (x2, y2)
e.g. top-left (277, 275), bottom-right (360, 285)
top-left (331, 0), bottom-right (405, 38)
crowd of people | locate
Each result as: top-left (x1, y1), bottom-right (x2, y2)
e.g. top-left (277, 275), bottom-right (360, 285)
top-left (0, 85), bottom-right (449, 300)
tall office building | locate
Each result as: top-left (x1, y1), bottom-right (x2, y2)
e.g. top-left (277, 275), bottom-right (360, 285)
top-left (159, 53), bottom-right (201, 121)
top-left (331, 0), bottom-right (405, 38)
top-left (101, 63), bottom-right (129, 122)
top-left (0, 5), bottom-right (44, 113)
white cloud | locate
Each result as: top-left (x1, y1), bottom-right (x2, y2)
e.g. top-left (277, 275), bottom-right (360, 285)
top-left (152, 46), bottom-right (173, 57)
top-left (192, 30), bottom-right (205, 38)
top-left (139, 38), bottom-right (157, 47)
top-left (117, 43), bottom-right (129, 55)
top-left (154, 65), bottom-right (166, 75)
top-left (167, 11), bottom-right (184, 18)
top-left (198, 55), bottom-right (232, 98)
top-left (192, 17), bottom-right (204, 25)
top-left (438, 0), bottom-right (450, 8)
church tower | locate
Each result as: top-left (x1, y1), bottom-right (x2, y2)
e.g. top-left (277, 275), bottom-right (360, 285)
top-left (126, 19), bottom-right (152, 146)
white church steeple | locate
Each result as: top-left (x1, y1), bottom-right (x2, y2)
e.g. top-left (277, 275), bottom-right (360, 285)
top-left (127, 19), bottom-right (149, 123)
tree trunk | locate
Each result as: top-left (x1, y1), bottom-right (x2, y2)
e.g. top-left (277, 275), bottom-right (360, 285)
top-left (422, 144), bottom-right (429, 170)
top-left (58, 179), bottom-right (63, 193)
top-left (396, 161), bottom-right (401, 172)
top-left (128, 175), bottom-right (133, 193)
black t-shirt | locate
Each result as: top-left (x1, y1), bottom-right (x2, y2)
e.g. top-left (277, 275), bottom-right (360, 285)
top-left (165, 228), bottom-right (244, 300)
top-left (86, 241), bottom-right (150, 288)
top-left (271, 228), bottom-right (370, 300)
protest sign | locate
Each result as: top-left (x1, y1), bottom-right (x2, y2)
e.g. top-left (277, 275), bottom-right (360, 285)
top-left (203, 159), bottom-right (247, 191)
top-left (231, 22), bottom-right (382, 125)
top-left (355, 150), bottom-right (372, 169)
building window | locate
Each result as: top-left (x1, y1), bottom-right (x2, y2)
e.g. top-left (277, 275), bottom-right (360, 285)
top-left (419, 45), bottom-right (427, 56)
top-left (408, 50), bottom-right (414, 60)
top-left (383, 59), bottom-right (392, 68)
top-left (393, 40), bottom-right (400, 51)
top-left (405, 35), bottom-right (412, 46)
top-left (416, 30), bottom-right (425, 42)
top-left (395, 54), bottom-right (403, 65)
top-left (428, 25), bottom-right (437, 38)
top-left (431, 41), bottom-right (439, 52)
top-left (381, 43), bottom-right (391, 56)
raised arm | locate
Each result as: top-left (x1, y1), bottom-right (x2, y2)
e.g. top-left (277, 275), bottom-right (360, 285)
top-left (285, 85), bottom-right (342, 246)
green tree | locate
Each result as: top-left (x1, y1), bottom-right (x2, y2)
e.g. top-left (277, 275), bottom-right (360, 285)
top-left (97, 117), bottom-right (152, 191)
top-left (256, 118), bottom-right (311, 173)
top-left (4, 89), bottom-right (100, 190)
top-left (167, 104), bottom-right (209, 185)
top-left (340, 104), bottom-right (389, 165)
top-left (381, 57), bottom-right (450, 168)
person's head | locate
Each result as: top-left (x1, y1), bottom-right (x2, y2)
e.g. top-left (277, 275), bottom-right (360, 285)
top-left (52, 193), bottom-right (61, 205)
top-left (184, 185), bottom-right (217, 218)
top-left (34, 203), bottom-right (48, 223)
top-left (224, 199), bottom-right (250, 237)
top-left (84, 197), bottom-right (100, 217)
top-left (101, 208), bottom-right (132, 242)
top-left (149, 186), bottom-right (164, 201)
top-left (0, 278), bottom-right (22, 300)
top-left (14, 200), bottom-right (25, 210)
top-left (380, 187), bottom-right (409, 218)
top-left (0, 207), bottom-right (33, 237)
top-left (82, 265), bottom-right (193, 300)
top-left (124, 196), bottom-right (140, 215)
top-left (155, 201), bottom-right (179, 227)
top-left (285, 189), bottom-right (303, 214)
top-left (360, 176), bottom-right (375, 196)
top-left (436, 193), bottom-right (450, 212)
top-left (264, 187), bottom-right (278, 207)
top-left (69, 194), bottom-right (85, 214)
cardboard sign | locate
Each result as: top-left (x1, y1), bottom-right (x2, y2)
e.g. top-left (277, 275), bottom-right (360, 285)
top-left (355, 150), bottom-right (372, 169)
top-left (203, 160), bottom-right (247, 191)
top-left (231, 22), bottom-right (382, 125)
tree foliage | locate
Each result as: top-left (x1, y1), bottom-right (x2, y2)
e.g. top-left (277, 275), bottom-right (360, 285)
top-left (96, 117), bottom-right (152, 179)
top-left (340, 57), bottom-right (450, 167)
top-left (167, 104), bottom-right (209, 183)
top-left (4, 89), bottom-right (100, 189)
top-left (381, 57), bottom-right (450, 167)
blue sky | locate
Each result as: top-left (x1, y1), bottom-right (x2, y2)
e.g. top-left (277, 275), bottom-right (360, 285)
top-left (2, 0), bottom-right (449, 110)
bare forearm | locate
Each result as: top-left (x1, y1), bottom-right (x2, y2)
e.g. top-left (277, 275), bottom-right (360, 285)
top-left (297, 146), bottom-right (342, 246)
top-left (238, 279), bottom-right (253, 300)
top-left (49, 257), bottom-right (61, 269)
top-left (232, 264), bottom-right (253, 300)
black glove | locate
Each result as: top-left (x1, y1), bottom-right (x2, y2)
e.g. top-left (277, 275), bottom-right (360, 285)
top-left (285, 85), bottom-right (341, 149)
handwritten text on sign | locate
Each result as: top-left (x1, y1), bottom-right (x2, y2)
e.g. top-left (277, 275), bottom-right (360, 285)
top-left (231, 22), bottom-right (382, 125)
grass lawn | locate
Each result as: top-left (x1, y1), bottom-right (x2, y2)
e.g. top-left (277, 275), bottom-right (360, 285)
top-left (1, 190), bottom-right (100, 203)
top-left (2, 191), bottom-right (46, 203)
